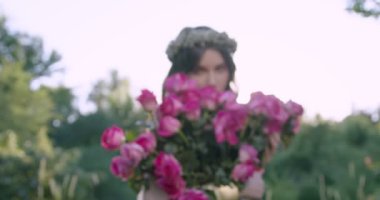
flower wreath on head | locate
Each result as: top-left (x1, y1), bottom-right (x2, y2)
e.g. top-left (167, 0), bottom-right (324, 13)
top-left (166, 26), bottom-right (238, 62)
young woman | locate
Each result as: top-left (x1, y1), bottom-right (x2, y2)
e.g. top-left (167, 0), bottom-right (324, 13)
top-left (139, 26), bottom-right (279, 200)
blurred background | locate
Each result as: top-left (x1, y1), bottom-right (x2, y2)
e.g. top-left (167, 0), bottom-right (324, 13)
top-left (0, 0), bottom-right (379, 199)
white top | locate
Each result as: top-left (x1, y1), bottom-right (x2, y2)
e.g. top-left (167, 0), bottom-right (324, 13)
top-left (137, 183), bottom-right (239, 200)
top-left (136, 171), bottom-right (264, 200)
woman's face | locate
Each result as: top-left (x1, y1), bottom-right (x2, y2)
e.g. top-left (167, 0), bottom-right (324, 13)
top-left (189, 49), bottom-right (230, 91)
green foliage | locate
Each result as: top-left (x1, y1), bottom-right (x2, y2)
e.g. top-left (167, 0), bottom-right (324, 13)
top-left (89, 70), bottom-right (134, 114)
top-left (0, 15), bottom-right (136, 199)
top-left (53, 70), bottom-right (145, 148)
top-left (52, 113), bottom-right (110, 148)
top-left (41, 85), bottom-right (78, 125)
top-left (50, 70), bottom-right (144, 199)
top-left (0, 129), bottom-right (96, 200)
top-left (347, 0), bottom-right (380, 18)
top-left (80, 145), bottom-right (137, 200)
top-left (265, 115), bottom-right (380, 200)
top-left (0, 17), bottom-right (61, 78)
top-left (0, 63), bottom-right (53, 137)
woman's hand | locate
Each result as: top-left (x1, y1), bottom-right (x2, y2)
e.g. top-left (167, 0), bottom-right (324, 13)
top-left (138, 181), bottom-right (169, 200)
top-left (239, 133), bottom-right (281, 200)
top-left (263, 133), bottom-right (281, 164)
top-left (239, 169), bottom-right (265, 200)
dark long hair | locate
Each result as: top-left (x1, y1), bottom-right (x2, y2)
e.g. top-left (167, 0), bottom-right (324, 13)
top-left (163, 26), bottom-right (237, 97)
top-left (167, 46), bottom-right (236, 88)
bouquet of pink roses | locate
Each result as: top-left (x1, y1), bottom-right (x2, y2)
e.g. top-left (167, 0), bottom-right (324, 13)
top-left (100, 73), bottom-right (303, 200)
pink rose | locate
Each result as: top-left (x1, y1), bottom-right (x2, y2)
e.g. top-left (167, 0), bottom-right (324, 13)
top-left (225, 102), bottom-right (247, 112)
top-left (285, 100), bottom-right (304, 116)
top-left (134, 130), bottom-right (156, 155)
top-left (101, 125), bottom-right (125, 151)
top-left (159, 95), bottom-right (183, 117)
top-left (180, 90), bottom-right (201, 120)
top-left (199, 86), bottom-right (220, 110)
top-left (285, 101), bottom-right (303, 133)
top-left (157, 116), bottom-right (182, 137)
top-left (264, 119), bottom-right (284, 134)
top-left (247, 91), bottom-right (267, 115)
top-left (231, 163), bottom-right (255, 182)
top-left (120, 143), bottom-right (145, 166)
top-left (248, 92), bottom-right (285, 118)
top-left (156, 176), bottom-right (186, 199)
top-left (213, 111), bottom-right (233, 144)
top-left (248, 92), bottom-right (289, 134)
top-left (137, 89), bottom-right (158, 112)
top-left (266, 95), bottom-right (289, 122)
top-left (218, 90), bottom-right (237, 104)
top-left (239, 144), bottom-right (259, 164)
top-left (218, 91), bottom-right (238, 110)
top-left (154, 153), bottom-right (185, 199)
top-left (154, 152), bottom-right (183, 177)
top-left (213, 109), bottom-right (247, 145)
top-left (110, 156), bottom-right (134, 181)
top-left (264, 96), bottom-right (289, 134)
top-left (164, 73), bottom-right (197, 94)
top-left (178, 189), bottom-right (209, 200)
top-left (183, 102), bottom-right (201, 121)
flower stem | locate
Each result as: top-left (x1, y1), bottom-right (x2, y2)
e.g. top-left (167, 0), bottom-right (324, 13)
top-left (179, 130), bottom-right (189, 145)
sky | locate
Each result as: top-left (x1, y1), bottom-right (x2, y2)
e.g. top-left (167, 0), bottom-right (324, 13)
top-left (0, 0), bottom-right (379, 121)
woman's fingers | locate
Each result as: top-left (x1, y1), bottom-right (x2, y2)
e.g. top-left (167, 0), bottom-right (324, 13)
top-left (264, 133), bottom-right (281, 164)
top-left (269, 133), bottom-right (280, 149)
top-left (240, 170), bottom-right (265, 199)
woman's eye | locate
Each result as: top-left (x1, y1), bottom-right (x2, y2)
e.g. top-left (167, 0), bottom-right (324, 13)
top-left (193, 68), bottom-right (205, 74)
top-left (216, 65), bottom-right (227, 72)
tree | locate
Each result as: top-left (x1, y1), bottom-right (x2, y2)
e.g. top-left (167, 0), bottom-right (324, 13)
top-left (0, 17), bottom-right (61, 79)
top-left (41, 85), bottom-right (79, 128)
top-left (0, 63), bottom-right (53, 136)
top-left (89, 70), bottom-right (135, 118)
top-left (347, 0), bottom-right (380, 18)
top-left (0, 15), bottom-right (97, 200)
top-left (51, 70), bottom-right (142, 199)
top-left (87, 70), bottom-right (144, 133)
top-left (265, 114), bottom-right (380, 200)
top-left (0, 17), bottom-right (78, 137)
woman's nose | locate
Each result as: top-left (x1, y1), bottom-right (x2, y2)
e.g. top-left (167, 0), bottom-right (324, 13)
top-left (206, 72), bottom-right (217, 86)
